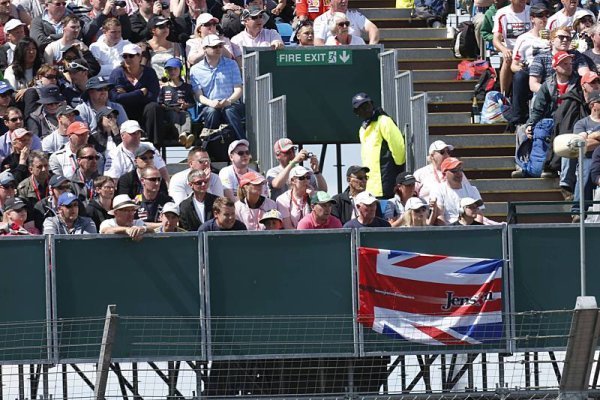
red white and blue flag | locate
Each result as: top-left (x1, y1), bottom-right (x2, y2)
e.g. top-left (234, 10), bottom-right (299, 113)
top-left (358, 247), bottom-right (504, 346)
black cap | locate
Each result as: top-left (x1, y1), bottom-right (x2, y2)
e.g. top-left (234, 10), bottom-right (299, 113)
top-left (588, 91), bottom-right (600, 105)
top-left (57, 104), bottom-right (80, 117)
top-left (4, 196), bottom-right (27, 212)
top-left (351, 92), bottom-right (372, 109)
top-left (97, 106), bottom-right (119, 119)
top-left (395, 171), bottom-right (417, 185)
top-left (49, 175), bottom-right (69, 188)
top-left (86, 76), bottom-right (113, 91)
top-left (148, 16), bottom-right (170, 30)
top-left (530, 3), bottom-right (549, 16)
top-left (346, 165), bottom-right (370, 177)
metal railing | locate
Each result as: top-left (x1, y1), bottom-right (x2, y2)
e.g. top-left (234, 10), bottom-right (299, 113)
top-left (395, 71), bottom-right (413, 171)
top-left (380, 49), bottom-right (398, 115)
top-left (254, 73), bottom-right (273, 172)
top-left (242, 51), bottom-right (259, 153)
top-left (268, 95), bottom-right (287, 171)
top-left (410, 93), bottom-right (429, 170)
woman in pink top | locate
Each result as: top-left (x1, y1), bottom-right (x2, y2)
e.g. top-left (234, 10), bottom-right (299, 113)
top-left (234, 171), bottom-right (277, 231)
top-left (276, 165), bottom-right (313, 229)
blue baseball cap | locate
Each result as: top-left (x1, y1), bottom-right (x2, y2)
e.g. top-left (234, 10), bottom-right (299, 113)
top-left (164, 58), bottom-right (183, 69)
top-left (58, 192), bottom-right (78, 207)
top-left (0, 80), bottom-right (14, 95)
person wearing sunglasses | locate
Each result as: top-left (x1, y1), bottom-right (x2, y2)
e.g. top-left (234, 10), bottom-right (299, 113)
top-left (351, 92), bottom-right (405, 199)
top-left (218, 139), bottom-right (267, 201)
top-left (230, 5), bottom-right (284, 57)
top-left (274, 165), bottom-right (312, 229)
top-left (50, 121), bottom-right (105, 180)
top-left (43, 191), bottom-right (97, 234)
top-left (186, 13), bottom-right (234, 66)
top-left (234, 170), bottom-right (277, 231)
top-left (0, 196), bottom-right (39, 235)
top-left (325, 12), bottom-right (364, 45)
top-left (32, 174), bottom-right (73, 231)
top-left (430, 157), bottom-right (485, 225)
top-left (0, 170), bottom-right (16, 217)
top-left (450, 197), bottom-right (484, 226)
top-left (76, 76), bottom-right (128, 135)
top-left (30, 0), bottom-right (75, 50)
top-left (178, 168), bottom-right (218, 231)
top-left (571, 9), bottom-right (595, 53)
top-left (59, 58), bottom-right (90, 108)
top-left (414, 140), bottom-right (456, 201)
top-left (110, 43), bottom-right (164, 146)
top-left (147, 16), bottom-right (184, 79)
top-left (313, 0), bottom-right (378, 45)
top-left (134, 165), bottom-right (173, 223)
top-left (343, 190), bottom-right (390, 228)
top-left (115, 141), bottom-right (168, 198)
top-left (69, 144), bottom-right (102, 203)
top-left (26, 84), bottom-right (64, 139)
top-left (190, 34), bottom-right (246, 142)
top-left (397, 196), bottom-right (433, 227)
top-left (0, 106), bottom-right (43, 163)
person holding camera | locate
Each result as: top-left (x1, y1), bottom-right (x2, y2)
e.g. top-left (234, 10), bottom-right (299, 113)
top-left (83, 0), bottom-right (133, 44)
top-left (129, 0), bottom-right (174, 43)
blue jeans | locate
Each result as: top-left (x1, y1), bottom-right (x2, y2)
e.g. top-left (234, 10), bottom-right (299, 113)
top-left (560, 157), bottom-right (577, 192)
top-left (572, 157), bottom-right (593, 214)
top-left (199, 102), bottom-right (246, 140)
top-left (509, 70), bottom-right (531, 125)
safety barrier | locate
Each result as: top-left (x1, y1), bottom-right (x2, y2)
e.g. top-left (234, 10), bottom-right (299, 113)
top-left (380, 50), bottom-right (398, 117)
top-left (254, 73), bottom-right (273, 172)
top-left (242, 51), bottom-right (259, 152)
top-left (395, 71), bottom-right (414, 170)
top-left (267, 95), bottom-right (287, 171)
top-left (2, 224), bottom-right (597, 366)
top-left (411, 93), bottom-right (430, 170)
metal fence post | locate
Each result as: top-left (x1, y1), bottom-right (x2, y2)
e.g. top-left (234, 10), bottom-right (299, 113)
top-left (243, 52), bottom-right (259, 153)
top-left (380, 50), bottom-right (398, 115)
top-left (255, 73), bottom-right (273, 171)
top-left (395, 71), bottom-right (413, 170)
top-left (410, 93), bottom-right (429, 170)
top-left (94, 304), bottom-right (118, 400)
top-left (268, 95), bottom-right (287, 171)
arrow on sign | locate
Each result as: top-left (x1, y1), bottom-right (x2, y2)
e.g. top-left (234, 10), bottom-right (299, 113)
top-left (340, 51), bottom-right (350, 63)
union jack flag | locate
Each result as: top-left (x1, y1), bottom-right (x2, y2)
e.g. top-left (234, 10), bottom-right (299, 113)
top-left (358, 247), bottom-right (504, 346)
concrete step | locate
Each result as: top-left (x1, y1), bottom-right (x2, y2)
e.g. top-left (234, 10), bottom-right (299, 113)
top-left (462, 156), bottom-right (515, 171)
top-left (430, 133), bottom-right (515, 148)
top-left (429, 101), bottom-right (482, 113)
top-left (428, 113), bottom-right (472, 125)
top-left (373, 18), bottom-right (428, 28)
top-left (396, 48), bottom-right (455, 59)
top-left (359, 7), bottom-right (413, 18)
top-left (482, 190), bottom-right (562, 203)
top-left (415, 80), bottom-right (476, 92)
top-left (353, 0), bottom-right (395, 8)
top-left (472, 178), bottom-right (558, 192)
top-left (429, 123), bottom-right (506, 135)
top-left (400, 58), bottom-right (469, 70)
top-left (422, 90), bottom-right (473, 103)
top-left (379, 27), bottom-right (448, 39)
top-left (413, 70), bottom-right (459, 81)
top-left (382, 38), bottom-right (453, 48)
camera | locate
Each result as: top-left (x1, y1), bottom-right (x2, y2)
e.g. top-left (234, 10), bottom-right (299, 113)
top-left (306, 152), bottom-right (314, 158)
top-left (161, 2), bottom-right (169, 9)
top-left (115, 1), bottom-right (126, 6)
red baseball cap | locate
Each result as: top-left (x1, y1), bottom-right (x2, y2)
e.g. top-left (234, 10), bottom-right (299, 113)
top-left (582, 71), bottom-right (600, 85)
top-left (440, 157), bottom-right (463, 173)
top-left (239, 171), bottom-right (265, 187)
top-left (66, 121), bottom-right (90, 136)
top-left (552, 51), bottom-right (574, 68)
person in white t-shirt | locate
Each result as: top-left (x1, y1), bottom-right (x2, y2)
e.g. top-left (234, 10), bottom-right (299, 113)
top-left (99, 194), bottom-right (149, 240)
top-left (313, 0), bottom-right (378, 45)
top-left (493, 0), bottom-right (531, 94)
top-left (430, 157), bottom-right (485, 225)
top-left (169, 147), bottom-right (224, 204)
top-left (89, 18), bottom-right (132, 79)
top-left (324, 12), bottom-right (365, 45)
top-left (414, 140), bottom-right (453, 201)
top-left (546, 0), bottom-right (582, 30)
top-left (218, 139), bottom-right (267, 201)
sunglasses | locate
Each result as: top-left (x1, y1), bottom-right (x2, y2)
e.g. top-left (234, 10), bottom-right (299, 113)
top-left (202, 22), bottom-right (217, 27)
top-left (44, 74), bottom-right (58, 80)
top-left (0, 92), bottom-right (12, 98)
top-left (191, 180), bottom-right (209, 186)
top-left (235, 150), bottom-right (251, 156)
top-left (465, 204), bottom-right (479, 209)
top-left (51, 1), bottom-right (67, 5)
top-left (46, 102), bottom-right (60, 106)
top-left (337, 21), bottom-right (350, 27)
top-left (250, 14), bottom-right (264, 20)
top-left (138, 155), bottom-right (154, 161)
top-left (122, 53), bottom-right (138, 58)
top-left (415, 206), bottom-right (427, 213)
top-left (1, 184), bottom-right (16, 189)
top-left (79, 155), bottom-right (100, 161)
top-left (143, 176), bottom-right (162, 182)
top-left (208, 44), bottom-right (223, 49)
top-left (295, 175), bottom-right (309, 181)
top-left (351, 175), bottom-right (368, 181)
top-left (448, 167), bottom-right (463, 173)
top-left (0, 1), bottom-right (10, 5)
top-left (556, 34), bottom-right (572, 41)
top-left (8, 116), bottom-right (23, 122)
top-left (436, 149), bottom-right (450, 155)
top-left (155, 24), bottom-right (170, 29)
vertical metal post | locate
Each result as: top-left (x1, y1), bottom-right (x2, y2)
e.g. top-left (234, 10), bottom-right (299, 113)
top-left (579, 144), bottom-right (586, 296)
top-left (94, 305), bottom-right (118, 400)
top-left (336, 144), bottom-right (343, 194)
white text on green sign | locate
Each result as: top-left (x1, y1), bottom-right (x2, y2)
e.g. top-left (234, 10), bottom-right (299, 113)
top-left (276, 50), bottom-right (353, 66)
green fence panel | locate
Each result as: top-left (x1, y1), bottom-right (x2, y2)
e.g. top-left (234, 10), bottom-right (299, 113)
top-left (255, 46), bottom-right (382, 144)
top-left (357, 226), bottom-right (507, 355)
top-left (0, 236), bottom-right (49, 364)
top-left (205, 230), bottom-right (356, 359)
top-left (53, 234), bottom-right (202, 362)
top-left (509, 224), bottom-right (600, 351)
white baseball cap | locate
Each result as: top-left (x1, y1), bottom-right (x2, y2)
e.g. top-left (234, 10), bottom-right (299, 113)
top-left (120, 120), bottom-right (144, 134)
top-left (428, 140), bottom-right (454, 155)
top-left (228, 139), bottom-right (249, 154)
top-left (4, 19), bottom-right (25, 34)
top-left (161, 202), bottom-right (180, 216)
top-left (354, 191), bottom-right (377, 205)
